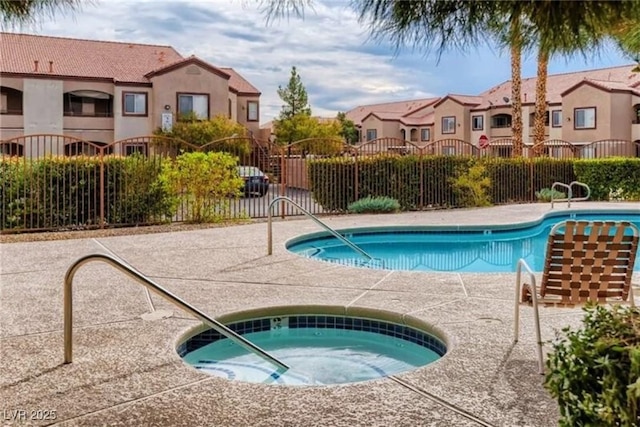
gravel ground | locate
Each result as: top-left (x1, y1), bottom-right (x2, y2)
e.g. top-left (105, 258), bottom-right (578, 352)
top-left (0, 220), bottom-right (255, 243)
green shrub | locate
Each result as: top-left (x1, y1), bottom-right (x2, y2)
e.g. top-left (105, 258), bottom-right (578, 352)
top-left (104, 154), bottom-right (176, 225)
top-left (450, 163), bottom-right (491, 207)
top-left (484, 157), bottom-right (531, 204)
top-left (535, 187), bottom-right (567, 202)
top-left (1, 155), bottom-right (176, 230)
top-left (574, 158), bottom-right (640, 201)
top-left (347, 196), bottom-right (400, 214)
top-left (162, 151), bottom-right (243, 223)
top-left (307, 157), bottom-right (356, 212)
top-left (545, 304), bottom-right (640, 427)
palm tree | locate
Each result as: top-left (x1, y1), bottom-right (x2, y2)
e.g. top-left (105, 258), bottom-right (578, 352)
top-left (523, 1), bottom-right (640, 149)
top-left (0, 0), bottom-right (85, 26)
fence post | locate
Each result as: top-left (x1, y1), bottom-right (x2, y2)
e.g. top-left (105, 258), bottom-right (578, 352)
top-left (280, 147), bottom-right (286, 219)
top-left (354, 150), bottom-right (359, 202)
top-left (99, 146), bottom-right (105, 229)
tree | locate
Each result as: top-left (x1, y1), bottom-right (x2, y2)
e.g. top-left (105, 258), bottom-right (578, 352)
top-left (1, 0), bottom-right (85, 26)
top-left (156, 114), bottom-right (250, 156)
top-left (273, 114), bottom-right (343, 154)
top-left (336, 112), bottom-right (358, 144)
top-left (522, 1), bottom-right (640, 148)
top-left (277, 66), bottom-right (311, 120)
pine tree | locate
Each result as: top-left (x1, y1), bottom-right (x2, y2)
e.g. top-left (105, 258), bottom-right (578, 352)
top-left (277, 66), bottom-right (311, 120)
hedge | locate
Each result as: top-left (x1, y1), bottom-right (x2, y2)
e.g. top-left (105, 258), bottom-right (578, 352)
top-left (574, 157), bottom-right (640, 201)
top-left (1, 155), bottom-right (173, 230)
top-left (307, 156), bottom-right (635, 212)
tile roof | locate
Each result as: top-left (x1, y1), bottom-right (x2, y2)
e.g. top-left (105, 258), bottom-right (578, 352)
top-left (400, 112), bottom-right (435, 126)
top-left (1, 32), bottom-right (182, 83)
top-left (562, 78), bottom-right (640, 96)
top-left (475, 64), bottom-right (640, 109)
top-left (433, 94), bottom-right (483, 108)
top-left (0, 32), bottom-right (258, 94)
top-left (346, 97), bottom-right (440, 124)
top-left (219, 68), bottom-right (261, 95)
top-left (145, 55), bottom-right (230, 80)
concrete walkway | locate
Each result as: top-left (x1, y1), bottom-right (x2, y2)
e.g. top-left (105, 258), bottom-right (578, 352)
top-left (1, 202), bottom-right (638, 426)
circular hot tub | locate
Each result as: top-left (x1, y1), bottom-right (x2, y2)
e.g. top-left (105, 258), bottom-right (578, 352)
top-left (177, 306), bottom-right (447, 385)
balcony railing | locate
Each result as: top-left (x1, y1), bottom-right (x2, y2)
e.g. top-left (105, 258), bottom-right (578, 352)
top-left (63, 111), bottom-right (114, 117)
top-left (0, 109), bottom-right (23, 115)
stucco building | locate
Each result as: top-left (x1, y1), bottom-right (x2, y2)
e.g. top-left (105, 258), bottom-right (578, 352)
top-left (346, 64), bottom-right (640, 157)
top-left (0, 32), bottom-right (261, 156)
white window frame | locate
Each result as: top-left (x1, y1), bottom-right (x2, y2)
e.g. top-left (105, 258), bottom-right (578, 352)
top-left (420, 128), bottom-right (430, 141)
top-left (442, 116), bottom-right (456, 134)
top-left (123, 92), bottom-right (147, 116)
top-left (366, 129), bottom-right (377, 141)
top-left (551, 110), bottom-right (562, 127)
top-left (472, 115), bottom-right (483, 131)
top-left (178, 93), bottom-right (209, 120)
top-left (574, 107), bottom-right (596, 129)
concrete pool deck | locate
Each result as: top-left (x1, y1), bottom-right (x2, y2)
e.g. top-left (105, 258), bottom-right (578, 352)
top-left (1, 202), bottom-right (639, 426)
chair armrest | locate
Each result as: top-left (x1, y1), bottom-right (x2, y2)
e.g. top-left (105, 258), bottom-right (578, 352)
top-left (516, 258), bottom-right (537, 302)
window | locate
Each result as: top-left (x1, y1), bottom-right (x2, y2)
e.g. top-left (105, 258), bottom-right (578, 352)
top-left (574, 107), bottom-right (596, 129)
top-left (491, 114), bottom-right (512, 128)
top-left (410, 128), bottom-right (418, 141)
top-left (420, 128), bottom-right (430, 141)
top-left (366, 129), bottom-right (377, 141)
top-left (0, 92), bottom-right (6, 113)
top-left (123, 92), bottom-right (147, 116)
top-left (228, 99), bottom-right (232, 118)
top-left (551, 110), bottom-right (562, 127)
top-left (472, 115), bottom-right (484, 131)
top-left (177, 93), bottom-right (209, 120)
top-left (442, 116), bottom-right (456, 134)
top-left (247, 101), bottom-right (259, 121)
top-left (442, 145), bottom-right (456, 155)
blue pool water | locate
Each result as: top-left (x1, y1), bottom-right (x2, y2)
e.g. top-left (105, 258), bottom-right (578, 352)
top-left (287, 210), bottom-right (640, 273)
top-left (180, 315), bottom-right (445, 385)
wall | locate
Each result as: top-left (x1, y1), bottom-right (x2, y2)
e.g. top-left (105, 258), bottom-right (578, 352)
top-left (113, 86), bottom-right (153, 141)
top-left (150, 63), bottom-right (229, 129)
top-left (433, 99), bottom-right (465, 140)
top-left (562, 85), bottom-right (611, 142)
top-left (22, 79), bottom-right (63, 155)
top-left (236, 94), bottom-right (260, 135)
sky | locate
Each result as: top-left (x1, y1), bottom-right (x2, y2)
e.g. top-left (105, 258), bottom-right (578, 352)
top-left (11, 0), bottom-right (634, 123)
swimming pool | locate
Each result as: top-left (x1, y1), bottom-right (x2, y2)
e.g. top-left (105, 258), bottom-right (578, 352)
top-left (287, 209), bottom-right (640, 273)
top-left (178, 309), bottom-right (447, 385)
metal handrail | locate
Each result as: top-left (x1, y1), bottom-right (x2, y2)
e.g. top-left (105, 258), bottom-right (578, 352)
top-left (267, 196), bottom-right (374, 262)
top-left (550, 182), bottom-right (571, 208)
top-left (64, 253), bottom-right (289, 371)
top-left (550, 181), bottom-right (591, 208)
top-left (569, 181), bottom-right (591, 203)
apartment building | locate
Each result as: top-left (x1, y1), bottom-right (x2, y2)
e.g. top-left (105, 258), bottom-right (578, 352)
top-left (0, 33), bottom-right (261, 156)
top-left (346, 64), bottom-right (640, 156)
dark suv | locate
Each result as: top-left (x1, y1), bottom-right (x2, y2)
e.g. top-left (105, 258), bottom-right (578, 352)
top-left (237, 166), bottom-right (269, 197)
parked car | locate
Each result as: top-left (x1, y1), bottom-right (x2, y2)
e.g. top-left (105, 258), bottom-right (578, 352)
top-left (237, 166), bottom-right (269, 197)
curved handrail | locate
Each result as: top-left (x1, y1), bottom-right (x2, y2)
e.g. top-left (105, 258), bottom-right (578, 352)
top-left (569, 181), bottom-right (591, 203)
top-left (64, 253), bottom-right (289, 371)
top-left (267, 196), bottom-right (374, 262)
top-left (550, 182), bottom-right (572, 209)
top-left (550, 181), bottom-right (591, 208)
